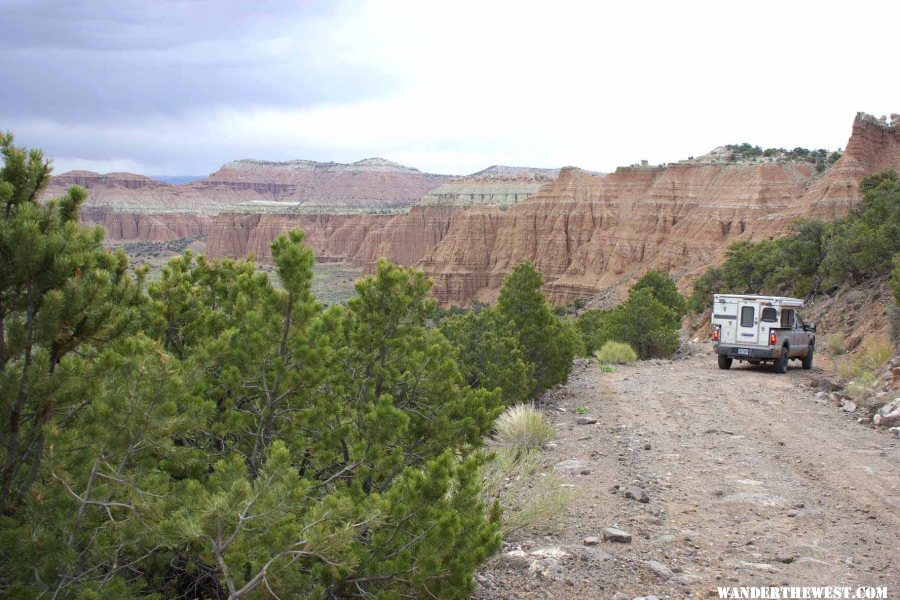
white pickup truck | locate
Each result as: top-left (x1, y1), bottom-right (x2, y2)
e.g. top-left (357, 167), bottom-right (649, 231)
top-left (710, 294), bottom-right (816, 373)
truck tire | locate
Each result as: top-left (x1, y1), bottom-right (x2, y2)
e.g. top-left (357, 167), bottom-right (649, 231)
top-left (718, 354), bottom-right (732, 370)
top-left (773, 345), bottom-right (789, 374)
top-left (802, 343), bottom-right (814, 370)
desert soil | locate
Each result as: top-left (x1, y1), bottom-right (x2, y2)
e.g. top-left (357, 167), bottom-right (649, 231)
top-left (474, 342), bottom-right (900, 599)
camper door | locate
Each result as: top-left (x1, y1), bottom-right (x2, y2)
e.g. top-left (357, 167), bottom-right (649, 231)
top-left (737, 300), bottom-right (760, 345)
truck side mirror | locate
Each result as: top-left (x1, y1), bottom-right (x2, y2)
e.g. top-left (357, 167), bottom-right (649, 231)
top-left (805, 322), bottom-right (816, 333)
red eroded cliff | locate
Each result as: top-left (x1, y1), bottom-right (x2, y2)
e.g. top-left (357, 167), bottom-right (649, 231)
top-left (49, 113), bottom-right (898, 307)
top-left (796, 112), bottom-right (900, 220)
top-left (419, 162), bottom-right (816, 305)
top-left (82, 208), bottom-right (211, 242)
top-left (46, 158), bottom-right (450, 243)
top-left (205, 169), bottom-right (556, 268)
top-left (352, 206), bottom-right (460, 271)
top-left (419, 113), bottom-right (899, 305)
top-left (206, 213), bottom-right (395, 264)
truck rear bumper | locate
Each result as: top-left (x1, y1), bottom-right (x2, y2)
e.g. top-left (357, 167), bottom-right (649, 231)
top-left (714, 344), bottom-right (779, 360)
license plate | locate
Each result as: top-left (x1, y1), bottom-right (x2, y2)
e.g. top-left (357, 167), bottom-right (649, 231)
top-left (737, 348), bottom-right (749, 356)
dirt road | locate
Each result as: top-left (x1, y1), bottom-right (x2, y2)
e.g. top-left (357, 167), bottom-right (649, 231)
top-left (475, 343), bottom-right (900, 599)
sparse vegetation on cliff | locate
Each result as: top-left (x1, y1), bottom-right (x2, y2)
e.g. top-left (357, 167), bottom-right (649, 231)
top-left (892, 255), bottom-right (900, 340)
top-left (724, 143), bottom-right (842, 171)
top-left (689, 169), bottom-right (900, 313)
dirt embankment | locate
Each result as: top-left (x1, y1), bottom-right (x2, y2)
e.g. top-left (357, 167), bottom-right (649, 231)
top-left (475, 343), bottom-right (899, 599)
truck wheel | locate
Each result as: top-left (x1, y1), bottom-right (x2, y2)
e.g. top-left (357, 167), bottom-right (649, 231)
top-left (802, 343), bottom-right (814, 370)
top-left (773, 345), bottom-right (789, 374)
top-left (718, 354), bottom-right (732, 370)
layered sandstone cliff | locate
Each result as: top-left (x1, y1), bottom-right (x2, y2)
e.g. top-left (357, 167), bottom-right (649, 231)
top-left (45, 158), bottom-right (450, 242)
top-left (418, 113), bottom-right (900, 305)
top-left (201, 157), bottom-right (449, 211)
top-left (205, 168), bottom-right (557, 266)
top-left (418, 162), bottom-right (818, 305)
top-left (51, 112), bottom-right (898, 307)
top-left (417, 167), bottom-right (559, 207)
top-left (206, 213), bottom-right (395, 264)
top-left (82, 208), bottom-right (211, 242)
top-left (797, 112), bottom-right (899, 219)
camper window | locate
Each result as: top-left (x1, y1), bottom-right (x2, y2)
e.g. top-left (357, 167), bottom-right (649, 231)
top-left (740, 306), bottom-right (755, 328)
top-left (781, 309), bottom-right (794, 328)
top-left (761, 307), bottom-right (778, 322)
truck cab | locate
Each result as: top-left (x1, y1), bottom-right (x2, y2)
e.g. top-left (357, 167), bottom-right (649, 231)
top-left (710, 294), bottom-right (816, 373)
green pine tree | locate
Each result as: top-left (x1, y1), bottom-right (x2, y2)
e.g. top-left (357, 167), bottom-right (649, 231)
top-left (439, 306), bottom-right (535, 406)
top-left (1, 132), bottom-right (142, 516)
top-left (1, 132), bottom-right (505, 598)
top-left (497, 262), bottom-right (577, 397)
top-left (631, 270), bottom-right (686, 320)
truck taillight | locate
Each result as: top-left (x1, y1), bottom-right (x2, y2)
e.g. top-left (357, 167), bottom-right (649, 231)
top-left (769, 332), bottom-right (777, 345)
top-left (712, 327), bottom-right (719, 342)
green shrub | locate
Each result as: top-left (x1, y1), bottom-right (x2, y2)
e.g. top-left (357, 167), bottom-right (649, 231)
top-left (492, 404), bottom-right (555, 450)
top-left (594, 341), bottom-right (638, 364)
top-left (837, 335), bottom-right (894, 399)
top-left (439, 307), bottom-right (535, 406)
top-left (578, 307), bottom-right (612, 355)
top-left (498, 262), bottom-right (579, 396)
top-left (820, 172), bottom-right (900, 286)
top-left (632, 270), bottom-right (686, 318)
top-left (689, 170), bottom-right (899, 309)
top-left (827, 333), bottom-right (846, 355)
top-left (579, 288), bottom-right (680, 359)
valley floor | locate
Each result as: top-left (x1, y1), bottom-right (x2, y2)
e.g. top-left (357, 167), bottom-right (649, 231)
top-left (475, 342), bottom-right (900, 599)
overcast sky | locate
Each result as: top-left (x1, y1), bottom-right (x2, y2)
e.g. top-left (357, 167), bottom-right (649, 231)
top-left (1, 0), bottom-right (897, 176)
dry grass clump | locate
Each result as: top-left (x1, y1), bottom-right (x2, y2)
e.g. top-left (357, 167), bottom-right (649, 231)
top-left (480, 448), bottom-right (578, 536)
top-left (826, 333), bottom-right (846, 355)
top-left (593, 341), bottom-right (638, 365)
top-left (838, 335), bottom-right (894, 400)
top-left (492, 404), bottom-right (554, 451)
top-left (481, 405), bottom-right (576, 536)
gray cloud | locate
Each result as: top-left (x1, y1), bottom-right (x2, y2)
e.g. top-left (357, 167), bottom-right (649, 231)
top-left (0, 0), bottom-right (396, 122)
top-left (0, 0), bottom-right (895, 177)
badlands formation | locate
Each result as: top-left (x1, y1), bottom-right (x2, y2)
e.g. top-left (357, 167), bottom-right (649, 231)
top-left (42, 157), bottom-right (448, 246)
top-left (49, 112), bottom-right (900, 305)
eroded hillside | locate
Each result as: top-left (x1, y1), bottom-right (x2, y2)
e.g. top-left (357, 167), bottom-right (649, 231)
top-left (46, 112), bottom-right (900, 307)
